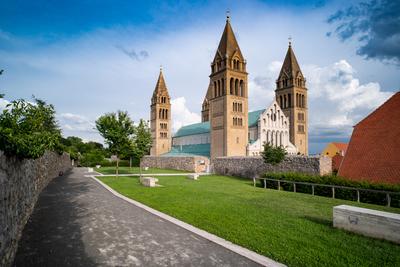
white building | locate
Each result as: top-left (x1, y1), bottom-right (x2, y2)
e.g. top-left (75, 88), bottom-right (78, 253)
top-left (247, 100), bottom-right (297, 156)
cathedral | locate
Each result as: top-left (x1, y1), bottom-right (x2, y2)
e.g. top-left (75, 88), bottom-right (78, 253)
top-left (150, 15), bottom-right (308, 158)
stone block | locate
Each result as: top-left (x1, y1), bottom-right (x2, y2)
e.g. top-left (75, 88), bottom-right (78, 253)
top-left (333, 205), bottom-right (400, 244)
top-left (187, 174), bottom-right (199, 180)
top-left (140, 177), bottom-right (159, 187)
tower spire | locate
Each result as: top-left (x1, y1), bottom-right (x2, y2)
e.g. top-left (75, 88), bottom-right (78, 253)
top-left (226, 10), bottom-right (230, 22)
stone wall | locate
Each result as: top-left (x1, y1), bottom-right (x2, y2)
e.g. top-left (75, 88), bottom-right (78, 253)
top-left (212, 155), bottom-right (331, 178)
top-left (0, 151), bottom-right (72, 267)
top-left (141, 156), bottom-right (210, 173)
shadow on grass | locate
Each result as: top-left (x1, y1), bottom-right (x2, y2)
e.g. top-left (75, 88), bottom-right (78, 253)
top-left (302, 215), bottom-right (332, 227)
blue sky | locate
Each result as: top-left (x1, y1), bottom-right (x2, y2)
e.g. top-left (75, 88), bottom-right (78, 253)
top-left (1, 0), bottom-right (399, 154)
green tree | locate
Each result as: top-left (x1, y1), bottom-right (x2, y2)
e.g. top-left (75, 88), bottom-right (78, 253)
top-left (129, 119), bottom-right (152, 168)
top-left (95, 111), bottom-right (135, 176)
top-left (261, 142), bottom-right (287, 165)
top-left (0, 97), bottom-right (63, 158)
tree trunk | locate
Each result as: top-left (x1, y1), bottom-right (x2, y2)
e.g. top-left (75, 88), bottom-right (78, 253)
top-left (129, 157), bottom-right (132, 169)
top-left (116, 157), bottom-right (119, 177)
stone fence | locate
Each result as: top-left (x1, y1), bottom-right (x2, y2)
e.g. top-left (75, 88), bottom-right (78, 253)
top-left (0, 151), bottom-right (72, 267)
top-left (212, 155), bottom-right (331, 178)
top-left (141, 156), bottom-right (210, 173)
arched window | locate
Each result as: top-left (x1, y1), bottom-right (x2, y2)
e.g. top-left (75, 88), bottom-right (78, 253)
top-left (230, 78), bottom-right (234, 94)
top-left (159, 109), bottom-right (162, 119)
top-left (288, 93), bottom-right (291, 107)
top-left (214, 81), bottom-right (217, 98)
top-left (239, 80), bottom-right (244, 97)
top-left (217, 80), bottom-right (221, 96)
top-left (279, 96), bottom-right (283, 108)
top-left (284, 95), bottom-right (287, 108)
top-left (302, 95), bottom-right (305, 108)
top-left (235, 79), bottom-right (239, 95)
top-left (221, 79), bottom-right (225, 95)
top-left (166, 109), bottom-right (168, 119)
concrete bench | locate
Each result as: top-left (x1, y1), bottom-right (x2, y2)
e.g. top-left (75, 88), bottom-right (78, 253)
top-left (187, 174), bottom-right (199, 180)
top-left (140, 177), bottom-right (159, 187)
top-left (333, 205), bottom-right (400, 244)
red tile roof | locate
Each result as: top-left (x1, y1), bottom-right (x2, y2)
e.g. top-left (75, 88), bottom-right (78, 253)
top-left (338, 92), bottom-right (400, 184)
top-left (332, 142), bottom-right (348, 154)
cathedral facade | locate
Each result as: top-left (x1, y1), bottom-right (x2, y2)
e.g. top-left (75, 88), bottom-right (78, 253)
top-left (150, 16), bottom-right (308, 157)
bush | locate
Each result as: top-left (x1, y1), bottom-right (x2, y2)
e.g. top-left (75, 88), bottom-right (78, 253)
top-left (80, 150), bottom-right (105, 167)
top-left (263, 172), bottom-right (400, 207)
top-left (0, 98), bottom-right (63, 158)
top-left (261, 143), bottom-right (287, 165)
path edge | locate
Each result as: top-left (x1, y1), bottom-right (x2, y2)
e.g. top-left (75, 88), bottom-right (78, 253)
top-left (89, 175), bottom-right (285, 267)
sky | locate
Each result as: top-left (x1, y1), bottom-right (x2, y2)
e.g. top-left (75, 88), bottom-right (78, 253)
top-left (0, 0), bottom-right (399, 154)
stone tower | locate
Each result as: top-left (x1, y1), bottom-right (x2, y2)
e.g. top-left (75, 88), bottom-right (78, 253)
top-left (209, 15), bottom-right (248, 158)
top-left (275, 42), bottom-right (308, 155)
top-left (201, 81), bottom-right (212, 122)
top-left (150, 68), bottom-right (171, 156)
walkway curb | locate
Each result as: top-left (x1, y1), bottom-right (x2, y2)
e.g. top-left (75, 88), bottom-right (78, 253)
top-left (89, 175), bottom-right (286, 267)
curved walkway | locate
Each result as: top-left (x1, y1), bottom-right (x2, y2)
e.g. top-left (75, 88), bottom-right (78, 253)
top-left (14, 168), bottom-right (265, 266)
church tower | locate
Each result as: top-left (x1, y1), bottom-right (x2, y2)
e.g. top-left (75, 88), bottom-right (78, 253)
top-left (209, 15), bottom-right (248, 158)
top-left (201, 81), bottom-right (212, 122)
top-left (275, 42), bottom-right (308, 155)
top-left (150, 67), bottom-right (171, 156)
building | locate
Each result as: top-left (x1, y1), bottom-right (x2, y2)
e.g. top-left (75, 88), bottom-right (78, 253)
top-left (247, 100), bottom-right (297, 155)
top-left (150, 15), bottom-right (308, 158)
top-left (338, 92), bottom-right (400, 184)
top-left (150, 68), bottom-right (172, 156)
top-left (275, 42), bottom-right (308, 155)
top-left (322, 142), bottom-right (348, 157)
top-left (208, 14), bottom-right (249, 158)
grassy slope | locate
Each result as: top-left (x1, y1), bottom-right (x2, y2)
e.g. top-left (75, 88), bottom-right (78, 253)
top-left (96, 166), bottom-right (187, 175)
top-left (98, 175), bottom-right (400, 267)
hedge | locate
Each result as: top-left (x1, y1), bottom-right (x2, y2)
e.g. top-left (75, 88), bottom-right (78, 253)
top-left (262, 172), bottom-right (400, 208)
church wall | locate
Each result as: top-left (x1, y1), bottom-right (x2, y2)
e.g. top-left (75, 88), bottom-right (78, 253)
top-left (173, 133), bottom-right (210, 146)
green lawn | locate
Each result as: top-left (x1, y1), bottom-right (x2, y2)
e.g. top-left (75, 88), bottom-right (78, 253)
top-left (96, 166), bottom-right (187, 175)
top-left (98, 175), bottom-right (400, 267)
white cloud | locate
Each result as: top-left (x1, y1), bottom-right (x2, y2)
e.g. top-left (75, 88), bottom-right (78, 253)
top-left (57, 113), bottom-right (96, 132)
top-left (304, 59), bottom-right (393, 129)
top-left (171, 97), bottom-right (201, 133)
top-left (0, 98), bottom-right (10, 110)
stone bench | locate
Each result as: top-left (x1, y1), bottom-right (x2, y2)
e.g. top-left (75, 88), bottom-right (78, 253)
top-left (140, 177), bottom-right (159, 187)
top-left (187, 174), bottom-right (199, 180)
top-left (333, 205), bottom-right (400, 244)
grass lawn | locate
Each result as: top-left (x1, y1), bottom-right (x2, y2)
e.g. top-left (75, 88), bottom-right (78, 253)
top-left (98, 175), bottom-right (400, 267)
top-left (96, 166), bottom-right (187, 175)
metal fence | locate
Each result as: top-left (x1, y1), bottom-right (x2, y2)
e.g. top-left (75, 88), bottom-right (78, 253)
top-left (253, 177), bottom-right (400, 207)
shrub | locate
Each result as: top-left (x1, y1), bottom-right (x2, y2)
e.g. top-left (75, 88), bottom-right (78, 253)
top-left (0, 98), bottom-right (63, 158)
top-left (261, 143), bottom-right (287, 165)
top-left (263, 172), bottom-right (400, 207)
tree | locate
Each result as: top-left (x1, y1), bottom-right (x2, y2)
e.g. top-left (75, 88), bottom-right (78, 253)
top-left (261, 142), bottom-right (287, 165)
top-left (0, 97), bottom-right (63, 158)
top-left (130, 119), bottom-right (152, 168)
top-left (95, 111), bottom-right (135, 176)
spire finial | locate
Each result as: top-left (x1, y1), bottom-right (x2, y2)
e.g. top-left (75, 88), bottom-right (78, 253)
top-left (160, 65), bottom-right (163, 72)
top-left (288, 36), bottom-right (292, 46)
top-left (226, 10), bottom-right (230, 22)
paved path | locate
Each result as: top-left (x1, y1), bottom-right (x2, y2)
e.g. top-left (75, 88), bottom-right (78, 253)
top-left (14, 168), bottom-right (261, 266)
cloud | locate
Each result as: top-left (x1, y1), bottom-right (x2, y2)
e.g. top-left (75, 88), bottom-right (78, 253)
top-left (115, 45), bottom-right (149, 61)
top-left (0, 98), bottom-right (10, 110)
top-left (248, 61), bottom-right (281, 110)
top-left (305, 59), bottom-right (393, 129)
top-left (327, 0), bottom-right (400, 64)
top-left (57, 113), bottom-right (96, 132)
top-left (170, 97), bottom-right (201, 133)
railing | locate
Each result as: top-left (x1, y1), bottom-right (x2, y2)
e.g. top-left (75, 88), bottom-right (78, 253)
top-left (253, 177), bottom-right (400, 207)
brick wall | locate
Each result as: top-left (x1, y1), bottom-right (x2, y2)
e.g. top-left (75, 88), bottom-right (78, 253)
top-left (0, 151), bottom-right (72, 267)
